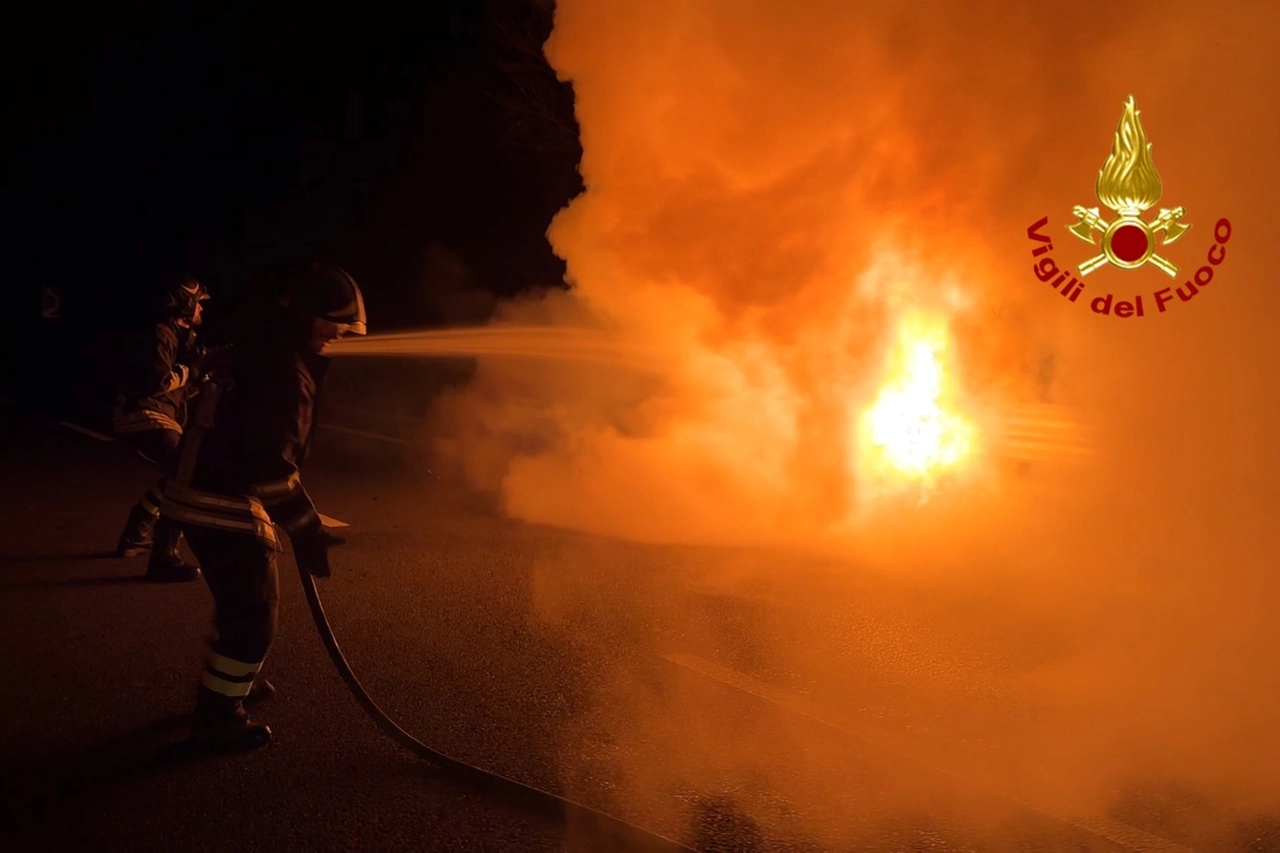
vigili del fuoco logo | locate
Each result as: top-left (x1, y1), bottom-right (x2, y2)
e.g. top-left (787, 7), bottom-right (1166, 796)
top-left (1026, 95), bottom-right (1232, 319)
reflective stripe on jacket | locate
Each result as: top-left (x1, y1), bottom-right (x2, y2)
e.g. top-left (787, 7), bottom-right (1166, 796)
top-left (115, 320), bottom-right (199, 432)
top-left (160, 484), bottom-right (280, 549)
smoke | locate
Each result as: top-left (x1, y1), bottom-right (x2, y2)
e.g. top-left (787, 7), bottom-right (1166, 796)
top-left (423, 0), bottom-right (1280, 846)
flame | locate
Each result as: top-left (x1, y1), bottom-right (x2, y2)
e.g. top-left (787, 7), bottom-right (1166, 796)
top-left (855, 311), bottom-right (977, 496)
top-left (1096, 95), bottom-right (1164, 215)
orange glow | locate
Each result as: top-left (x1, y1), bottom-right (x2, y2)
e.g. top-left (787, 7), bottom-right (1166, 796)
top-left (409, 1), bottom-right (1280, 842)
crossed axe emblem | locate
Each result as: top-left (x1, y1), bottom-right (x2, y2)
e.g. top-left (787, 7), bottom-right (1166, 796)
top-left (1067, 205), bottom-right (1191, 277)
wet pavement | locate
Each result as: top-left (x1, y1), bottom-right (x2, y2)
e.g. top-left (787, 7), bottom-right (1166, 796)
top-left (0, 402), bottom-right (1274, 852)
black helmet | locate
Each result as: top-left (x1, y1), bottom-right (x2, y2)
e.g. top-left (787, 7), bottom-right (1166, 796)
top-left (161, 274), bottom-right (210, 321)
top-left (286, 262), bottom-right (367, 336)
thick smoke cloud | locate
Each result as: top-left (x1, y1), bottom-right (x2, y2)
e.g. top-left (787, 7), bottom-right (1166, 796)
top-left (423, 0), bottom-right (1280, 841)
top-left (431, 0), bottom-right (1277, 550)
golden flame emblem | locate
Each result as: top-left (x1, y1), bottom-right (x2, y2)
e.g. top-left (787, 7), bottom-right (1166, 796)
top-left (1067, 95), bottom-right (1190, 277)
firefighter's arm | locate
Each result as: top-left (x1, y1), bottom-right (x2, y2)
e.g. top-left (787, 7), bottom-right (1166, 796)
top-left (262, 482), bottom-right (332, 578)
top-left (149, 323), bottom-right (192, 396)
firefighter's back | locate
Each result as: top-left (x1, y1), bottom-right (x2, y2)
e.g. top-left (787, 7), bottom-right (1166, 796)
top-left (187, 334), bottom-right (315, 498)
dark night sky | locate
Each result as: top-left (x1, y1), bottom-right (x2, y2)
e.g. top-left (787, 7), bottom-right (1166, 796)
top-left (7, 0), bottom-right (581, 332)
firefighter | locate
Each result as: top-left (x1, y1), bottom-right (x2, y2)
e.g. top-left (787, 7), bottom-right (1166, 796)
top-left (159, 262), bottom-right (366, 750)
top-left (112, 274), bottom-right (209, 582)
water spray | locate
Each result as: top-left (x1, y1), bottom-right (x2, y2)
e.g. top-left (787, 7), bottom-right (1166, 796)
top-left (323, 324), bottom-right (665, 371)
top-left (311, 326), bottom-right (699, 846)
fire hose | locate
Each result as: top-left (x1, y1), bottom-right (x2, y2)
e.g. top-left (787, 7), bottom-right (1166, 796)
top-left (297, 567), bottom-right (696, 853)
top-left (179, 372), bottom-right (691, 848)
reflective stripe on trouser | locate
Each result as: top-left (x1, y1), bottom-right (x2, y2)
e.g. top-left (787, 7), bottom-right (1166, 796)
top-left (160, 485), bottom-right (280, 550)
top-left (183, 525), bottom-right (280, 699)
top-left (202, 652), bottom-right (262, 698)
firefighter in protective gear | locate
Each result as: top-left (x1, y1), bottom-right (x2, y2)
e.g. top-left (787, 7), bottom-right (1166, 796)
top-left (112, 274), bottom-right (209, 582)
top-left (160, 262), bottom-right (367, 750)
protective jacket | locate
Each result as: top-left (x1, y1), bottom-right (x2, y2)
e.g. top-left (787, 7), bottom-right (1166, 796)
top-left (112, 318), bottom-right (202, 434)
top-left (161, 333), bottom-right (326, 550)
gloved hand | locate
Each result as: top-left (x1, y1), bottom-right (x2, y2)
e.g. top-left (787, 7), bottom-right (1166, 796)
top-left (177, 343), bottom-right (206, 388)
top-left (292, 528), bottom-right (332, 579)
top-left (191, 344), bottom-right (234, 379)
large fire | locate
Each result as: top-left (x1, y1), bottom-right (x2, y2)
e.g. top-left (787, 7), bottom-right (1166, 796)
top-left (856, 311), bottom-right (976, 492)
top-left (418, 0), bottom-right (1110, 545)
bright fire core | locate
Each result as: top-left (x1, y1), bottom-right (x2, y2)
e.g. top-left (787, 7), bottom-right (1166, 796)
top-left (858, 312), bottom-right (977, 485)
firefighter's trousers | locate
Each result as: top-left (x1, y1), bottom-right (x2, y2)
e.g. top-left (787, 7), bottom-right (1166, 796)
top-left (122, 426), bottom-right (182, 467)
top-left (183, 526), bottom-right (280, 703)
top-left (119, 427), bottom-right (182, 524)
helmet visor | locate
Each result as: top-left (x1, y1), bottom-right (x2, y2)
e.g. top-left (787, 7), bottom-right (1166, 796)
top-left (317, 317), bottom-right (366, 338)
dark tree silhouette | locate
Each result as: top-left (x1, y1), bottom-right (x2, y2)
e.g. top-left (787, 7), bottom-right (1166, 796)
top-left (484, 0), bottom-right (581, 156)
top-left (481, 0), bottom-right (585, 212)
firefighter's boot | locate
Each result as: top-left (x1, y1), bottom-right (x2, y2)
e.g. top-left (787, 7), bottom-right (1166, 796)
top-left (191, 687), bottom-right (272, 751)
top-left (144, 520), bottom-right (201, 583)
top-left (115, 504), bottom-right (157, 557)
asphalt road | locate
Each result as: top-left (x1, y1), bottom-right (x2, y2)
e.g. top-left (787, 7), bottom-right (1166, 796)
top-left (1, 403), bottom-right (1276, 852)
